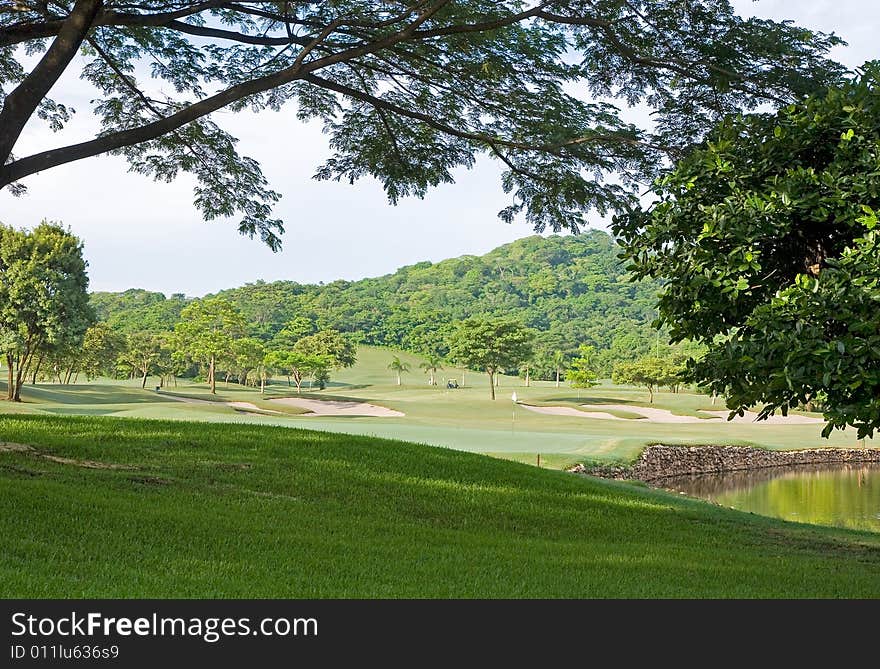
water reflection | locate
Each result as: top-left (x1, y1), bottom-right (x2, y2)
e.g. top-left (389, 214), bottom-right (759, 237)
top-left (663, 463), bottom-right (880, 532)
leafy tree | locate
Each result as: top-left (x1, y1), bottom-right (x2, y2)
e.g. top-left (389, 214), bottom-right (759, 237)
top-left (229, 337), bottom-right (266, 387)
top-left (153, 334), bottom-right (181, 388)
top-left (1, 3), bottom-right (845, 247)
top-left (264, 350), bottom-right (330, 394)
top-left (120, 332), bottom-right (163, 388)
top-left (518, 357), bottom-right (533, 387)
top-left (80, 323), bottom-right (126, 380)
top-left (551, 350), bottom-right (567, 388)
top-left (447, 318), bottom-right (535, 399)
top-left (173, 297), bottom-right (246, 394)
top-left (612, 356), bottom-right (676, 403)
top-left (271, 317), bottom-right (316, 350)
top-left (0, 222), bottom-right (93, 401)
top-left (90, 233), bottom-right (675, 366)
top-left (42, 340), bottom-right (81, 385)
top-left (419, 354), bottom-right (444, 386)
top-left (388, 356), bottom-right (410, 386)
top-left (567, 345), bottom-right (599, 389)
top-left (616, 65), bottom-right (880, 437)
top-left (92, 290), bottom-right (188, 335)
top-left (294, 330), bottom-right (356, 369)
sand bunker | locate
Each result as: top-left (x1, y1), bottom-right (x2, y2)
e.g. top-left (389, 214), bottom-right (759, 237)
top-left (163, 394), bottom-right (286, 415)
top-left (584, 404), bottom-right (713, 423)
top-left (225, 401), bottom-right (286, 415)
top-left (519, 404), bottom-right (624, 420)
top-left (160, 392), bottom-right (402, 417)
top-left (520, 403), bottom-right (707, 423)
top-left (521, 402), bottom-right (824, 426)
top-left (268, 397), bottom-right (405, 417)
top-left (698, 409), bottom-right (824, 425)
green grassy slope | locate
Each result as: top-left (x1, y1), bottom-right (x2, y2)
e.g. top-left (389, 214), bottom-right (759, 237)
top-left (1, 414), bottom-right (878, 598)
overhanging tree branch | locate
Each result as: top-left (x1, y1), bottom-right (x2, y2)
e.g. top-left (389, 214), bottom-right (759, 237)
top-left (0, 0), bottom-right (103, 164)
top-left (0, 1), bottom-right (847, 245)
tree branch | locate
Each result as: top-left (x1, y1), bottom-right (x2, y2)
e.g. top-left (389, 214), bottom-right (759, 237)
top-left (0, 1), bottom-right (228, 48)
top-left (0, 1), bottom-right (451, 186)
top-left (0, 0), bottom-right (103, 165)
top-left (162, 19), bottom-right (308, 47)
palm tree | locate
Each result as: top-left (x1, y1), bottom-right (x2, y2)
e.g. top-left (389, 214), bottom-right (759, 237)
top-left (419, 354), bottom-right (444, 385)
top-left (552, 350), bottom-right (566, 388)
top-left (388, 356), bottom-right (410, 386)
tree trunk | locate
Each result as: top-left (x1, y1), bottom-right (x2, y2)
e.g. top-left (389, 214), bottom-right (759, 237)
top-left (141, 367), bottom-right (148, 389)
top-left (525, 367), bottom-right (530, 387)
top-left (11, 346), bottom-right (35, 401)
top-left (648, 386), bottom-right (654, 403)
top-left (0, 0), bottom-right (104, 167)
top-left (555, 368), bottom-right (560, 388)
top-left (31, 353), bottom-right (44, 384)
top-left (209, 354), bottom-right (216, 394)
top-left (13, 362), bottom-right (25, 402)
top-left (396, 372), bottom-right (401, 386)
top-left (260, 375), bottom-right (265, 395)
top-left (6, 353), bottom-right (14, 401)
top-left (488, 370), bottom-right (496, 400)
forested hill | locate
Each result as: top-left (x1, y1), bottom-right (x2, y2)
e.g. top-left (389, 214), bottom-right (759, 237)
top-left (91, 231), bottom-right (664, 366)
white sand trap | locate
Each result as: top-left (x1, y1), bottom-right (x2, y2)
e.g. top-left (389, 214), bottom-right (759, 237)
top-left (519, 404), bottom-right (624, 420)
top-left (268, 397), bottom-right (404, 417)
top-left (698, 409), bottom-right (824, 425)
top-left (163, 394), bottom-right (286, 415)
top-left (226, 401), bottom-right (286, 415)
top-left (583, 404), bottom-right (714, 423)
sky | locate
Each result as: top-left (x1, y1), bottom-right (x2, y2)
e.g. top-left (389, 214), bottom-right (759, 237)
top-left (1, 1), bottom-right (877, 296)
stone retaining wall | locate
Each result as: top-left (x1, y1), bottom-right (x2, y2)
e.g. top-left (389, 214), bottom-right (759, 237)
top-left (569, 444), bottom-right (880, 483)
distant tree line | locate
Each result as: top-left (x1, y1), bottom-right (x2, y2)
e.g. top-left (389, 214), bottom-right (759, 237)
top-left (90, 232), bottom-right (680, 375)
top-left (3, 227), bottom-right (708, 403)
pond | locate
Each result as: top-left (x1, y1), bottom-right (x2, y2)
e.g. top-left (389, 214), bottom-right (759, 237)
top-left (663, 463), bottom-right (880, 532)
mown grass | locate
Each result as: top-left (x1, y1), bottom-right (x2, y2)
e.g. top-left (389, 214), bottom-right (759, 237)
top-left (4, 346), bottom-right (869, 467)
top-left (1, 414), bottom-right (878, 598)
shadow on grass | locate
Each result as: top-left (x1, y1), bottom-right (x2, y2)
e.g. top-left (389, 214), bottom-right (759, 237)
top-left (266, 392), bottom-right (376, 404)
top-left (38, 408), bottom-right (122, 416)
top-left (17, 384), bottom-right (179, 406)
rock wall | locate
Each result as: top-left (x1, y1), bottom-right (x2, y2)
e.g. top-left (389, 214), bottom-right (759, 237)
top-left (570, 444), bottom-right (880, 483)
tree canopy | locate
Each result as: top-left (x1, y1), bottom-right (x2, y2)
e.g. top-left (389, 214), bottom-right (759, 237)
top-left (0, 222), bottom-right (93, 401)
top-left (448, 317), bottom-right (534, 399)
top-left (1, 1), bottom-right (846, 247)
top-left (615, 65), bottom-right (880, 437)
top-left (93, 232), bottom-right (667, 372)
top-left (173, 296), bottom-right (246, 393)
top-left (611, 355), bottom-right (679, 403)
top-left (566, 344), bottom-right (598, 389)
